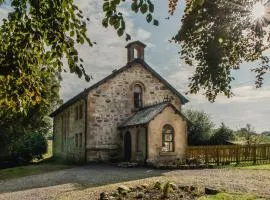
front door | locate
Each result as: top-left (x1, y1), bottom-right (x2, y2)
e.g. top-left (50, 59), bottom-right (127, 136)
top-left (124, 132), bottom-right (132, 161)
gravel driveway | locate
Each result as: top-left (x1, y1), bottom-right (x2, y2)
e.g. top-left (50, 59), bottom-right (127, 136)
top-left (0, 164), bottom-right (269, 200)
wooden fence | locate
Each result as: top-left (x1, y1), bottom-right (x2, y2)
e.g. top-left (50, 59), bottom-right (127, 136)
top-left (185, 144), bottom-right (270, 165)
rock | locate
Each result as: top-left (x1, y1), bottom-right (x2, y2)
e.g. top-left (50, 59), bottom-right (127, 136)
top-left (100, 192), bottom-right (109, 200)
top-left (179, 185), bottom-right (190, 192)
top-left (141, 183), bottom-right (149, 189)
top-left (136, 192), bottom-right (144, 199)
top-left (169, 183), bottom-right (177, 190)
top-left (111, 192), bottom-right (118, 197)
top-left (205, 187), bottom-right (219, 195)
top-left (190, 186), bottom-right (197, 191)
top-left (117, 185), bottom-right (130, 194)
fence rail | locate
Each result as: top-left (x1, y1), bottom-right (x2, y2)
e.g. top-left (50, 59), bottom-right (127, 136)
top-left (185, 144), bottom-right (270, 165)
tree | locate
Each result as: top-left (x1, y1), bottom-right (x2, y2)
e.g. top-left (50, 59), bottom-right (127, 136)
top-left (103, 0), bottom-right (270, 101)
top-left (184, 109), bottom-right (214, 145)
top-left (0, 72), bottom-right (61, 166)
top-left (173, 0), bottom-right (270, 101)
top-left (235, 124), bottom-right (264, 145)
top-left (209, 123), bottom-right (234, 145)
top-left (0, 0), bottom-right (92, 113)
top-left (1, 0), bottom-right (270, 112)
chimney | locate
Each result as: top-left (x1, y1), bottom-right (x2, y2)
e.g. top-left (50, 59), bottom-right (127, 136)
top-left (125, 41), bottom-right (146, 62)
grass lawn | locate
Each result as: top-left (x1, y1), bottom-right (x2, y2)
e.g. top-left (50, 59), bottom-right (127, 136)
top-left (0, 140), bottom-right (71, 181)
top-left (239, 164), bottom-right (270, 170)
top-left (0, 163), bottom-right (70, 181)
top-left (199, 193), bottom-right (264, 200)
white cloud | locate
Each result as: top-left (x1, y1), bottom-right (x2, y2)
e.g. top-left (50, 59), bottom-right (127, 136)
top-left (60, 0), bottom-right (153, 100)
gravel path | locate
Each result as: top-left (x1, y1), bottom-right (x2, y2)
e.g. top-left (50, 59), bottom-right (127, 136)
top-left (0, 165), bottom-right (269, 200)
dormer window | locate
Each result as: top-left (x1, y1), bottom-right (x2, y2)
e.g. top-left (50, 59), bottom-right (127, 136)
top-left (134, 84), bottom-right (143, 109)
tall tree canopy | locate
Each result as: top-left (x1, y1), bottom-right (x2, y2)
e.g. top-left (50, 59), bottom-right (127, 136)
top-left (184, 109), bottom-right (214, 145)
top-left (1, 0), bottom-right (270, 113)
top-left (0, 0), bottom-right (92, 113)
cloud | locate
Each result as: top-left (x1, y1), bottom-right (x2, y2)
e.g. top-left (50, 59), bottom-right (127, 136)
top-left (60, 0), bottom-right (153, 100)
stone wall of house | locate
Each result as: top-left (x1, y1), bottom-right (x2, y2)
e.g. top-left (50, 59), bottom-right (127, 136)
top-left (53, 99), bottom-right (86, 163)
top-left (86, 63), bottom-right (182, 161)
top-left (147, 106), bottom-right (187, 165)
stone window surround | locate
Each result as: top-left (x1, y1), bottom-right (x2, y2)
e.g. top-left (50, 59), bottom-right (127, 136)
top-left (130, 81), bottom-right (146, 111)
top-left (162, 124), bottom-right (175, 152)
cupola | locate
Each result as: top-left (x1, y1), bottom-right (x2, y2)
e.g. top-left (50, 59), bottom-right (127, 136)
top-left (125, 41), bottom-right (146, 62)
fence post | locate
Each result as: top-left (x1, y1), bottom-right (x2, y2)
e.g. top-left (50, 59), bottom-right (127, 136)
top-left (205, 148), bottom-right (208, 165)
top-left (236, 147), bottom-right (239, 165)
top-left (253, 145), bottom-right (257, 165)
top-left (216, 148), bottom-right (220, 166)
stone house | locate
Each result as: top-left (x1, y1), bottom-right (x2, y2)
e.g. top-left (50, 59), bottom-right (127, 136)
top-left (50, 41), bottom-right (189, 165)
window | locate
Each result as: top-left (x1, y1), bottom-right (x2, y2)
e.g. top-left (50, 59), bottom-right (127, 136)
top-left (75, 134), bottom-right (78, 147)
top-left (79, 104), bottom-right (83, 119)
top-left (79, 133), bottom-right (82, 148)
top-left (75, 106), bottom-right (78, 120)
top-left (75, 104), bottom-right (83, 120)
top-left (162, 125), bottom-right (174, 152)
top-left (134, 84), bottom-right (143, 109)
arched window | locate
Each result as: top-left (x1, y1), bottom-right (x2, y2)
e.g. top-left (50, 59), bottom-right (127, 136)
top-left (134, 84), bottom-right (143, 109)
top-left (162, 125), bottom-right (174, 152)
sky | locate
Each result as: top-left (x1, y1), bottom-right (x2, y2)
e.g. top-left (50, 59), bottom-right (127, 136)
top-left (0, 0), bottom-right (269, 132)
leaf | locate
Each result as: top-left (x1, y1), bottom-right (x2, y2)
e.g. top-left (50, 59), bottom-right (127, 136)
top-left (70, 30), bottom-right (75, 37)
top-left (117, 28), bottom-right (124, 36)
top-left (146, 13), bottom-right (153, 23)
top-left (140, 4), bottom-right (148, 14)
top-left (125, 33), bottom-right (131, 41)
top-left (148, 0), bottom-right (154, 12)
top-left (153, 19), bottom-right (159, 26)
top-left (103, 2), bottom-right (110, 11)
top-left (102, 18), bottom-right (109, 28)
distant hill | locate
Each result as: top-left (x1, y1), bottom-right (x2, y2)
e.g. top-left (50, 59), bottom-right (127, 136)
top-left (262, 131), bottom-right (270, 136)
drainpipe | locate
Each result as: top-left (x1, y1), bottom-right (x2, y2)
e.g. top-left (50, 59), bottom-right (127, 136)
top-left (84, 93), bottom-right (88, 163)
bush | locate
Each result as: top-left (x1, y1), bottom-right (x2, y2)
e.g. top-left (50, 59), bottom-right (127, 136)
top-left (0, 132), bottom-right (47, 167)
top-left (184, 109), bottom-right (214, 145)
top-left (209, 123), bottom-right (234, 145)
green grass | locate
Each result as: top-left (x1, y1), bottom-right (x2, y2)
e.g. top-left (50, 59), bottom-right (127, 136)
top-left (239, 164), bottom-right (270, 170)
top-left (0, 162), bottom-right (70, 181)
top-left (0, 140), bottom-right (71, 181)
top-left (198, 193), bottom-right (264, 200)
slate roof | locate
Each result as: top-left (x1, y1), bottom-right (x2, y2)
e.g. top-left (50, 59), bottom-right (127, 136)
top-left (50, 58), bottom-right (189, 117)
top-left (119, 101), bottom-right (187, 128)
top-left (125, 41), bottom-right (146, 48)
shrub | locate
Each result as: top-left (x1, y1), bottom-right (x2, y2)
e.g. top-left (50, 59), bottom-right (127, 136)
top-left (1, 132), bottom-right (47, 167)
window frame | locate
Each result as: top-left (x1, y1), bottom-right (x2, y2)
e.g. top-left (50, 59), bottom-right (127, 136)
top-left (75, 134), bottom-right (78, 148)
top-left (79, 133), bottom-right (82, 148)
top-left (79, 104), bottom-right (83, 119)
top-left (133, 84), bottom-right (143, 109)
top-left (162, 124), bottom-right (175, 152)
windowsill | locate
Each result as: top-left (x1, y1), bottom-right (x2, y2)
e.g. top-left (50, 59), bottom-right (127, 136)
top-left (159, 151), bottom-right (177, 156)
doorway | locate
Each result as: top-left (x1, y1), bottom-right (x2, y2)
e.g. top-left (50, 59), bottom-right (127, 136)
top-left (124, 131), bottom-right (132, 161)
